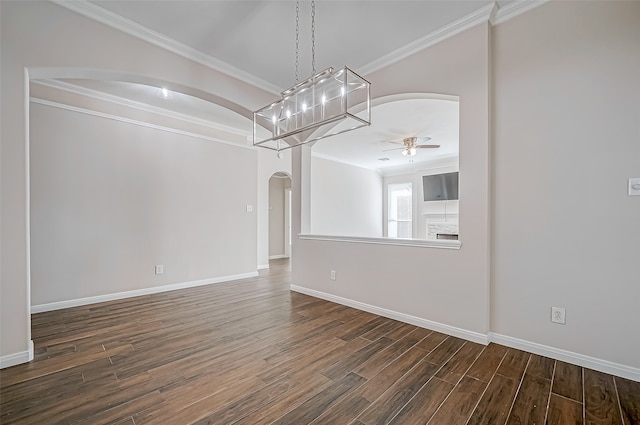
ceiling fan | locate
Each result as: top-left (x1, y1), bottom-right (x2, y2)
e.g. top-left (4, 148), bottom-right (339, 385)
top-left (384, 137), bottom-right (440, 156)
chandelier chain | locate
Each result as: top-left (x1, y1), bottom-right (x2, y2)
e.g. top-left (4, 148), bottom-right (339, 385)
top-left (311, 0), bottom-right (316, 75)
top-left (295, 0), bottom-right (299, 83)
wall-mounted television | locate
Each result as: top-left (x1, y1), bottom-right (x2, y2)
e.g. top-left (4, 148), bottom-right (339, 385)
top-left (422, 172), bottom-right (459, 201)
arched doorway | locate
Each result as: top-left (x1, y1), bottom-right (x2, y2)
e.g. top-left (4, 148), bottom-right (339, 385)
top-left (268, 172), bottom-right (292, 262)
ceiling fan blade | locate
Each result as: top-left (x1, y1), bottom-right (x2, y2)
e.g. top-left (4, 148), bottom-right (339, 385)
top-left (415, 144), bottom-right (440, 149)
top-left (382, 147), bottom-right (404, 152)
top-left (416, 136), bottom-right (432, 143)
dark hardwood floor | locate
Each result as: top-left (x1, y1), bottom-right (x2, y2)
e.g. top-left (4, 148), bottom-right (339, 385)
top-left (1, 259), bottom-right (638, 424)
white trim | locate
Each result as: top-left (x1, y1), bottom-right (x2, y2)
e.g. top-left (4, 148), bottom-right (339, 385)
top-left (31, 272), bottom-right (258, 314)
top-left (290, 285), bottom-right (488, 345)
top-left (312, 152), bottom-right (383, 176)
top-left (489, 333), bottom-right (640, 383)
top-left (0, 340), bottom-right (34, 369)
top-left (492, 0), bottom-right (550, 26)
top-left (287, 285), bottom-right (640, 382)
top-left (50, 0), bottom-right (281, 94)
top-left (257, 264), bottom-right (270, 270)
top-left (31, 79), bottom-right (251, 138)
top-left (359, 3), bottom-right (495, 76)
top-left (30, 98), bottom-right (256, 150)
top-left (25, 68), bottom-right (33, 344)
top-left (298, 234), bottom-right (461, 249)
top-left (268, 254), bottom-right (289, 260)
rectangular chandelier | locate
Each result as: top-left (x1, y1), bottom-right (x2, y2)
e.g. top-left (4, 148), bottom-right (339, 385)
top-left (253, 66), bottom-right (371, 152)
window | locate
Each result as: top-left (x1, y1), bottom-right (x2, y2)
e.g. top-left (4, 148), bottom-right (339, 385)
top-left (388, 183), bottom-right (412, 238)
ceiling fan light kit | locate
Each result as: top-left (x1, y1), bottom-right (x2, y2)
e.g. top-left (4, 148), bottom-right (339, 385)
top-left (402, 147), bottom-right (417, 156)
top-left (253, 0), bottom-right (371, 152)
top-left (386, 136), bottom-right (440, 157)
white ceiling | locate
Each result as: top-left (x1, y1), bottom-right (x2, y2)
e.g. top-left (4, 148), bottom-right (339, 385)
top-left (44, 0), bottom-right (527, 172)
top-left (313, 97), bottom-right (459, 173)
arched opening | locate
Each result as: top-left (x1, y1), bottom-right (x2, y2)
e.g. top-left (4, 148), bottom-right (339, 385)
top-left (307, 93), bottom-right (460, 242)
top-left (27, 68), bottom-right (259, 319)
top-left (268, 172), bottom-right (292, 264)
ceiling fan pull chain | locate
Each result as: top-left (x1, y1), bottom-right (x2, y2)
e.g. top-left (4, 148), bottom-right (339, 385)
top-left (311, 0), bottom-right (316, 75)
top-left (295, 0), bottom-right (300, 84)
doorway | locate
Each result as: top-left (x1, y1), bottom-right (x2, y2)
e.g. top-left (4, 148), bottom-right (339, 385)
top-left (268, 172), bottom-right (292, 260)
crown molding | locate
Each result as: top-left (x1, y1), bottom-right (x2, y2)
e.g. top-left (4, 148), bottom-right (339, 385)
top-left (51, 0), bottom-right (549, 95)
top-left (31, 97), bottom-right (256, 150)
top-left (492, 0), bottom-right (550, 26)
top-left (311, 151), bottom-right (382, 174)
top-left (359, 1), bottom-right (551, 77)
top-left (31, 79), bottom-right (251, 138)
top-left (50, 0), bottom-right (282, 95)
top-left (359, 3), bottom-right (496, 77)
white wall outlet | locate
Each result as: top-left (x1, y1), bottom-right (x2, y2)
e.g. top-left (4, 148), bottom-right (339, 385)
top-left (155, 265), bottom-right (164, 275)
top-left (330, 270), bottom-right (336, 281)
top-left (246, 205), bottom-right (254, 212)
top-left (551, 307), bottom-right (566, 324)
top-left (629, 178), bottom-right (640, 196)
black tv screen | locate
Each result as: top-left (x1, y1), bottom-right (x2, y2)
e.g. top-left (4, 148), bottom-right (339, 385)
top-left (423, 172), bottom-right (459, 201)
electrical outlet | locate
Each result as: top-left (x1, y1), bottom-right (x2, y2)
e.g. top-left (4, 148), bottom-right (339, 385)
top-left (155, 265), bottom-right (164, 275)
top-left (330, 270), bottom-right (336, 281)
top-left (551, 307), bottom-right (565, 324)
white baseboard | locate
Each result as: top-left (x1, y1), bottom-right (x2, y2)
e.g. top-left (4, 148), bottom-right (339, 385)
top-left (257, 264), bottom-right (270, 270)
top-left (31, 271), bottom-right (259, 314)
top-left (489, 333), bottom-right (640, 382)
top-left (288, 285), bottom-right (640, 382)
top-left (0, 340), bottom-right (34, 369)
top-left (290, 285), bottom-right (488, 345)
top-left (268, 254), bottom-right (289, 260)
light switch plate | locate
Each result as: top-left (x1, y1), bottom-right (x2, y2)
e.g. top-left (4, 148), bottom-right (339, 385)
top-left (629, 178), bottom-right (640, 196)
top-left (246, 205), bottom-right (253, 212)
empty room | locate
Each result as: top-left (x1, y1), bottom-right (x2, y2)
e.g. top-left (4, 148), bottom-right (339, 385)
top-left (1, 0), bottom-right (639, 424)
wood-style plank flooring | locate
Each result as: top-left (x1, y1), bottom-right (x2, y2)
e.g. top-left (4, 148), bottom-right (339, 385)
top-left (1, 259), bottom-right (638, 424)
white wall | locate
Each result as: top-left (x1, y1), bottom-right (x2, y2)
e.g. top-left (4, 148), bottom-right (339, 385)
top-left (0, 0), bottom-right (275, 364)
top-left (491, 1), bottom-right (640, 369)
top-left (310, 156), bottom-right (383, 237)
top-left (294, 22), bottom-right (491, 338)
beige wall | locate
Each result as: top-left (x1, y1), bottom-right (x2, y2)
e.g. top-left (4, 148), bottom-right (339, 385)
top-left (30, 97), bottom-right (257, 306)
top-left (293, 22), bottom-right (491, 338)
top-left (0, 0), bottom-right (274, 362)
top-left (292, 2), bottom-right (640, 376)
top-left (491, 1), bottom-right (640, 369)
